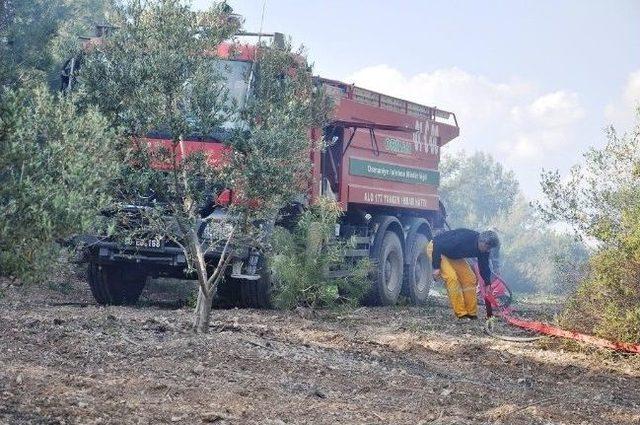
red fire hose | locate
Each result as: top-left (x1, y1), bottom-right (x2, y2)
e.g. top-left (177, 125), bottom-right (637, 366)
top-left (480, 272), bottom-right (640, 354)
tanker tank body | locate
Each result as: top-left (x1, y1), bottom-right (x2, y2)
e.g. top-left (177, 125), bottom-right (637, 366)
top-left (312, 78), bottom-right (460, 306)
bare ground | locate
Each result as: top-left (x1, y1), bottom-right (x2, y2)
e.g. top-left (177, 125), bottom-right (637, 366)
top-left (0, 278), bottom-right (639, 425)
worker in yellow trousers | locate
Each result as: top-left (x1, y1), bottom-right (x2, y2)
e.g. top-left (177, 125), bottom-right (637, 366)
top-left (426, 229), bottom-right (500, 320)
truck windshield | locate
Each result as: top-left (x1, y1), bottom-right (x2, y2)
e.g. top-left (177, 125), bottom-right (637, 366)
top-left (183, 59), bottom-right (251, 135)
top-left (213, 59), bottom-right (252, 114)
top-left (62, 55), bottom-right (253, 138)
top-left (147, 59), bottom-right (252, 139)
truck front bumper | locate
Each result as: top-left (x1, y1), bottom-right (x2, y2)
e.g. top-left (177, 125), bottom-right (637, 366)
top-left (74, 236), bottom-right (188, 267)
top-left (76, 235), bottom-right (249, 268)
top-left (95, 241), bottom-right (187, 267)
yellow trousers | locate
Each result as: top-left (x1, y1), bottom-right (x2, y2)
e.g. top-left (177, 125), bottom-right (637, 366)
top-left (427, 242), bottom-right (478, 318)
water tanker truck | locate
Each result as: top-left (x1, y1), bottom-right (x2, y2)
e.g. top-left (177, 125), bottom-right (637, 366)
top-left (68, 31), bottom-right (459, 308)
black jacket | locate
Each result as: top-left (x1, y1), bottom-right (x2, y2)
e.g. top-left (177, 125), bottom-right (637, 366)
top-left (431, 228), bottom-right (492, 285)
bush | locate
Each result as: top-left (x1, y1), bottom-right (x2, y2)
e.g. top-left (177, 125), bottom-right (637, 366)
top-left (0, 85), bottom-right (119, 282)
top-left (561, 248), bottom-right (640, 343)
top-left (270, 198), bottom-right (371, 310)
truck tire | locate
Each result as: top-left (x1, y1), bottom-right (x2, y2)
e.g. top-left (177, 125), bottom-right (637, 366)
top-left (403, 233), bottom-right (432, 305)
top-left (87, 263), bottom-right (147, 306)
top-left (238, 257), bottom-right (272, 309)
top-left (368, 231), bottom-right (403, 305)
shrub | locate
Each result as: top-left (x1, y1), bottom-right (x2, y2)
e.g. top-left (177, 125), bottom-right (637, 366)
top-left (560, 247), bottom-right (640, 343)
top-left (538, 111), bottom-right (640, 342)
top-left (0, 85), bottom-right (119, 282)
top-left (271, 198), bottom-right (371, 310)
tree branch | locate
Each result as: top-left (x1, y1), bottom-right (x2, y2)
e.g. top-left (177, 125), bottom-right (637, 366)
top-left (206, 226), bottom-right (235, 288)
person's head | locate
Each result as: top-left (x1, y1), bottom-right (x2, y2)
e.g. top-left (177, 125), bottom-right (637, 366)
top-left (478, 230), bottom-right (500, 253)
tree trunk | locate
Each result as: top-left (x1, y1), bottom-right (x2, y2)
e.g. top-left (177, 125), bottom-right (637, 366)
top-left (193, 285), bottom-right (213, 333)
top-left (190, 228), bottom-right (234, 333)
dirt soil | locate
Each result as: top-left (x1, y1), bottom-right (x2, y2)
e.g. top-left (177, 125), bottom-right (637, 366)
top-left (1, 277), bottom-right (639, 425)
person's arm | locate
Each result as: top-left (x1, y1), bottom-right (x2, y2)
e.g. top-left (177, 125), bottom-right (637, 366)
top-left (478, 252), bottom-right (492, 286)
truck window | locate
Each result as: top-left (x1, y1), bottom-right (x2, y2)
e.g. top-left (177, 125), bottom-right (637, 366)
top-left (211, 59), bottom-right (252, 129)
top-left (179, 59), bottom-right (252, 135)
top-left (62, 55), bottom-right (252, 136)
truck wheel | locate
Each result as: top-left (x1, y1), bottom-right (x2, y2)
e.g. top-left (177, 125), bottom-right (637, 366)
top-left (87, 263), bottom-right (147, 306)
top-left (403, 233), bottom-right (432, 305)
top-left (369, 231), bottom-right (403, 305)
top-left (238, 257), bottom-right (272, 309)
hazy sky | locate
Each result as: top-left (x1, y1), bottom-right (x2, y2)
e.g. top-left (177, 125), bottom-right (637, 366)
top-left (194, 0), bottom-right (640, 198)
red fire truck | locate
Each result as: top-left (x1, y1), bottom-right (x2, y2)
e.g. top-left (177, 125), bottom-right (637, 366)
top-left (72, 32), bottom-right (459, 308)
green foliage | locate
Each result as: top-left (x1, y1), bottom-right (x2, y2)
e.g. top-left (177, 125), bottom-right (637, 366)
top-left (72, 0), bottom-right (246, 261)
top-left (75, 0), bottom-right (329, 237)
top-left (0, 85), bottom-right (120, 281)
top-left (440, 151), bottom-right (587, 294)
top-left (226, 43), bottom-right (332, 224)
top-left (75, 0), bottom-right (238, 137)
top-left (539, 113), bottom-right (640, 342)
top-left (560, 246), bottom-right (640, 343)
top-left (271, 198), bottom-right (371, 310)
top-left (538, 121), bottom-right (640, 244)
top-left (1, 0), bottom-right (66, 87)
top-left (0, 0), bottom-right (117, 283)
top-left (0, 0), bottom-right (109, 90)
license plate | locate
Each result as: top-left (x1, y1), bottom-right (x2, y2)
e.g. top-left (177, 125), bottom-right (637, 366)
top-left (125, 237), bottom-right (163, 249)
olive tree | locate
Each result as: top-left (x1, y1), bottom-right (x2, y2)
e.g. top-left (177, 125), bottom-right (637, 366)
top-left (0, 0), bottom-right (121, 283)
top-left (75, 0), bottom-right (329, 332)
top-left (537, 119), bottom-right (640, 243)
